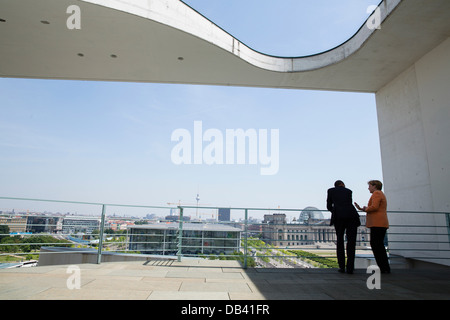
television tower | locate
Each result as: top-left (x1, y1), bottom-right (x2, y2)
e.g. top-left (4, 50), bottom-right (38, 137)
top-left (196, 193), bottom-right (200, 218)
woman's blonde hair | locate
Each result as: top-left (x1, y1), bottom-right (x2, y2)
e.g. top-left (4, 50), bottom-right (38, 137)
top-left (368, 180), bottom-right (383, 190)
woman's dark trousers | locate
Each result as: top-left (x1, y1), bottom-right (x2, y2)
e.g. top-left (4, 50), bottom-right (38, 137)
top-left (370, 227), bottom-right (390, 273)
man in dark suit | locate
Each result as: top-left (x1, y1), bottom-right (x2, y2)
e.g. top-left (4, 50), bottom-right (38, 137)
top-left (327, 180), bottom-right (361, 274)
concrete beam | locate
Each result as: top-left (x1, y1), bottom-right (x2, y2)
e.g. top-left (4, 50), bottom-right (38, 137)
top-left (1, 0), bottom-right (449, 92)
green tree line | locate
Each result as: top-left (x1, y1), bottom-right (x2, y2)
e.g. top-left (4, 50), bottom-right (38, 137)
top-left (0, 225), bottom-right (71, 253)
top-left (288, 250), bottom-right (339, 268)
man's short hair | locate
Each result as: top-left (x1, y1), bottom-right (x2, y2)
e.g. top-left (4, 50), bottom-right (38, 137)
top-left (334, 180), bottom-right (345, 187)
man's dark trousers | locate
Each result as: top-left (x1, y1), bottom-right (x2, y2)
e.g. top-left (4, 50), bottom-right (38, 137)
top-left (334, 218), bottom-right (359, 273)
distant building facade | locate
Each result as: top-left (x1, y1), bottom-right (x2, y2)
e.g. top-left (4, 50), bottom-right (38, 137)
top-left (262, 213), bottom-right (369, 248)
top-left (128, 223), bottom-right (241, 256)
top-left (26, 216), bottom-right (62, 234)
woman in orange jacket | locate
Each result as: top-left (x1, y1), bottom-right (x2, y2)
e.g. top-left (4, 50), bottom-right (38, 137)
top-left (355, 180), bottom-right (391, 273)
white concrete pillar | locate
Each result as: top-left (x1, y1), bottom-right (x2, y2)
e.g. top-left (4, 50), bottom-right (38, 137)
top-left (375, 37), bottom-right (450, 266)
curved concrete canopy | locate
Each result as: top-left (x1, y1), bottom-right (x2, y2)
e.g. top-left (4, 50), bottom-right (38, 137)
top-left (0, 0), bottom-right (450, 92)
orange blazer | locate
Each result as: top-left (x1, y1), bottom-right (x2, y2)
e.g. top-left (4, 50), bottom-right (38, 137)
top-left (365, 190), bottom-right (389, 228)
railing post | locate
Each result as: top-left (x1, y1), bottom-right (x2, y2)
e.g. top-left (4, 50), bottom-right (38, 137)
top-left (244, 209), bottom-right (248, 269)
top-left (97, 204), bottom-right (106, 264)
top-left (177, 207), bottom-right (184, 262)
top-left (446, 212), bottom-right (450, 244)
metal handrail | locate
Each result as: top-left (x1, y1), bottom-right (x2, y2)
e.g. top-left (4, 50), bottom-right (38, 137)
top-left (1, 196), bottom-right (449, 268)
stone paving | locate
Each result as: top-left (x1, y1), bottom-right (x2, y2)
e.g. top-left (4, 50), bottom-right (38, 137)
top-left (1, 259), bottom-right (450, 300)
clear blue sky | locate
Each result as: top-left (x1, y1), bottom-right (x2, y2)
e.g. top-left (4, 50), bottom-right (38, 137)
top-left (0, 1), bottom-right (383, 219)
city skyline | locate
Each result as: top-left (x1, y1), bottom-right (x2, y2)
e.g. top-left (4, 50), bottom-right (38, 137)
top-left (0, 199), bottom-right (331, 222)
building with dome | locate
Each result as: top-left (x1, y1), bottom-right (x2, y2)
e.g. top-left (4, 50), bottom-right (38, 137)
top-left (262, 211), bottom-right (369, 248)
top-left (298, 206), bottom-right (327, 224)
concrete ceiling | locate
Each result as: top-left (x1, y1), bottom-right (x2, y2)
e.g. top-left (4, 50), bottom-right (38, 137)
top-left (0, 0), bottom-right (449, 93)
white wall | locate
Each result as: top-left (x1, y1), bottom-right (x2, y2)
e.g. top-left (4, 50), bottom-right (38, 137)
top-left (376, 37), bottom-right (450, 266)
